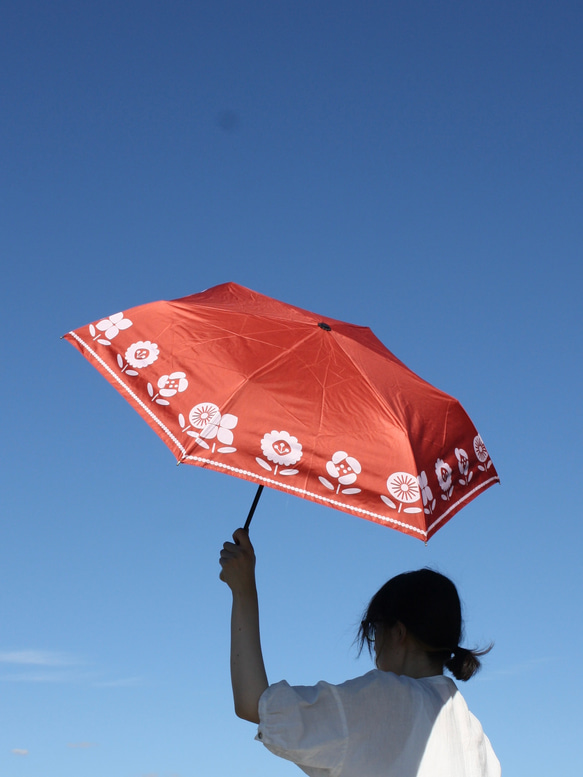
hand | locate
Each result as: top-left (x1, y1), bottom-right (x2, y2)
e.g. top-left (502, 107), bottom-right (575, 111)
top-left (219, 528), bottom-right (257, 594)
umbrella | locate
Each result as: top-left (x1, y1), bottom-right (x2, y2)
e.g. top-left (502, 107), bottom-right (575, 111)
top-left (64, 282), bottom-right (499, 541)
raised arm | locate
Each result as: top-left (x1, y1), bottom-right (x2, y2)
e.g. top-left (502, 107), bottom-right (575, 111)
top-left (219, 528), bottom-right (268, 723)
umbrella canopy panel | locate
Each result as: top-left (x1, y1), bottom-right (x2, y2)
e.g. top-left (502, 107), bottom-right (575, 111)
top-left (64, 282), bottom-right (499, 541)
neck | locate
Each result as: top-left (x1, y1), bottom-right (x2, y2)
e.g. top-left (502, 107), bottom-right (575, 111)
top-left (375, 627), bottom-right (444, 678)
top-left (398, 650), bottom-right (443, 679)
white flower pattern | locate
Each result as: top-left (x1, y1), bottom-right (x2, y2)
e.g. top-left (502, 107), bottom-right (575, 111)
top-left (435, 458), bottom-right (454, 501)
top-left (387, 472), bottom-right (420, 503)
top-left (473, 434), bottom-right (488, 462)
top-left (257, 431), bottom-right (302, 476)
top-left (381, 472), bottom-right (422, 513)
top-left (473, 434), bottom-right (493, 471)
top-left (147, 372), bottom-right (188, 406)
top-left (178, 403), bottom-right (238, 454)
top-left (319, 451), bottom-right (362, 495)
top-left (158, 372), bottom-right (188, 397)
top-left (417, 471), bottom-right (436, 515)
top-left (189, 403), bottom-right (221, 429)
top-left (455, 447), bottom-right (473, 486)
top-left (198, 412), bottom-right (238, 448)
top-left (125, 341), bottom-right (160, 369)
top-left (90, 312), bottom-right (133, 344)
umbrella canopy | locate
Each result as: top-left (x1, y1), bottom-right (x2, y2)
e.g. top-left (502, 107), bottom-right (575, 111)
top-left (64, 282), bottom-right (499, 541)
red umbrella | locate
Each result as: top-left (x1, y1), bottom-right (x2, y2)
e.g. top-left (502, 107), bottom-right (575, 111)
top-left (64, 282), bottom-right (499, 541)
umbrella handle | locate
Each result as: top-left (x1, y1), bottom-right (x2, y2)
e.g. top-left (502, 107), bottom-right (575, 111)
top-left (244, 485), bottom-right (264, 532)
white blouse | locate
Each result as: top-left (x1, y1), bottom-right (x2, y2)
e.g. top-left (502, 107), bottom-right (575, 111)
top-left (257, 670), bottom-right (500, 777)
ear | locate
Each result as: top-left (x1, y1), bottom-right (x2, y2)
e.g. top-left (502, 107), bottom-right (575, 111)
top-left (393, 621), bottom-right (409, 645)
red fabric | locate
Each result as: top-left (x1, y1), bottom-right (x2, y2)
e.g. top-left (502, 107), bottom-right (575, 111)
top-left (64, 282), bottom-right (499, 540)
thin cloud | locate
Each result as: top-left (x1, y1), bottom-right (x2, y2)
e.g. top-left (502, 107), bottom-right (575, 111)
top-left (67, 742), bottom-right (97, 749)
top-left (12, 749), bottom-right (28, 756)
top-left (0, 649), bottom-right (90, 684)
top-left (0, 648), bottom-right (144, 687)
top-left (0, 670), bottom-right (76, 683)
top-left (0, 650), bottom-right (80, 666)
top-left (0, 666), bottom-right (95, 684)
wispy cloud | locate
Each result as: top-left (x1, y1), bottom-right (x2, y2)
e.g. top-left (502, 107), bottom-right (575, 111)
top-left (0, 650), bottom-right (87, 683)
top-left (0, 671), bottom-right (78, 683)
top-left (67, 742), bottom-right (97, 749)
top-left (11, 749), bottom-right (28, 756)
top-left (0, 648), bottom-right (146, 687)
top-left (0, 650), bottom-right (80, 666)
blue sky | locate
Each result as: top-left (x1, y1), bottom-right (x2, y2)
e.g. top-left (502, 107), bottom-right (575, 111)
top-left (1, 1), bottom-right (582, 775)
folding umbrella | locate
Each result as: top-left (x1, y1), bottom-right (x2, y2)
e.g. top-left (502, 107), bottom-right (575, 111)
top-left (64, 282), bottom-right (499, 541)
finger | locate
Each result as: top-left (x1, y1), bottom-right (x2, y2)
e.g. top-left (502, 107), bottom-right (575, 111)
top-left (219, 547), bottom-right (239, 561)
top-left (233, 527), bottom-right (253, 548)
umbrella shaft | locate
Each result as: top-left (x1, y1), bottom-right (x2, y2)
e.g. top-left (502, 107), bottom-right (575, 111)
top-left (244, 485), bottom-right (264, 531)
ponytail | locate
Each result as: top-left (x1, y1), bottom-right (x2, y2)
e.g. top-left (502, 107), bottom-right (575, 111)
top-left (445, 644), bottom-right (493, 682)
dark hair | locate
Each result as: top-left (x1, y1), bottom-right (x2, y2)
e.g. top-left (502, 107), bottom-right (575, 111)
top-left (357, 569), bottom-right (492, 681)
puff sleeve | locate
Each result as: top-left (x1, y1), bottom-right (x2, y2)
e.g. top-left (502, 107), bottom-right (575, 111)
top-left (256, 680), bottom-right (349, 777)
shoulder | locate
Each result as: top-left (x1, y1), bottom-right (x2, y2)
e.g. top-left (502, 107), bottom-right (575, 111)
top-left (336, 669), bottom-right (400, 693)
top-left (338, 670), bottom-right (456, 697)
top-left (261, 672), bottom-right (458, 713)
top-left (333, 672), bottom-right (462, 725)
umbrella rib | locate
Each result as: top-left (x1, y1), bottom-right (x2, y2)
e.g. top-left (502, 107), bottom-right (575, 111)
top-left (170, 314), bottom-right (404, 431)
top-left (225, 328), bottom-right (319, 386)
top-left (325, 332), bottom-right (408, 433)
top-left (188, 328), bottom-right (323, 439)
top-left (214, 327), bottom-right (408, 440)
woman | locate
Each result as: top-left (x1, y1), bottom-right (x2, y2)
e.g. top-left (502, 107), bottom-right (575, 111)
top-left (219, 528), bottom-right (500, 776)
